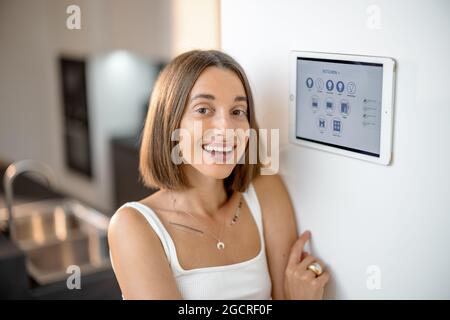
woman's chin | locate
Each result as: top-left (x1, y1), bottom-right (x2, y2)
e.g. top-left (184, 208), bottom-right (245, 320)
top-left (194, 164), bottom-right (236, 180)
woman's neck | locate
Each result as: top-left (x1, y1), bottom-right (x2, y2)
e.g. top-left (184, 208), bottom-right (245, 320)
top-left (164, 166), bottom-right (231, 219)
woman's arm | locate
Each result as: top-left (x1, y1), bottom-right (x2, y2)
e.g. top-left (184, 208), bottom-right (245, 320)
top-left (108, 207), bottom-right (183, 299)
top-left (253, 174), bottom-right (299, 300)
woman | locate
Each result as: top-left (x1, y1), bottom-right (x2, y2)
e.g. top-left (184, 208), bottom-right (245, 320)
top-left (108, 50), bottom-right (330, 299)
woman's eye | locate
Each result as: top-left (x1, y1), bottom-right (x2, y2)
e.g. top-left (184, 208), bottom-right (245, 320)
top-left (195, 107), bottom-right (210, 115)
top-left (232, 109), bottom-right (248, 116)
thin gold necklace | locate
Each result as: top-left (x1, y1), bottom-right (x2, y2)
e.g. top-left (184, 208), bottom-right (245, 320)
top-left (168, 193), bottom-right (243, 250)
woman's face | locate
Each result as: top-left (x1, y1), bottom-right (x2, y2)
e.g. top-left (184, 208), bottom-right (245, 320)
top-left (178, 66), bottom-right (250, 180)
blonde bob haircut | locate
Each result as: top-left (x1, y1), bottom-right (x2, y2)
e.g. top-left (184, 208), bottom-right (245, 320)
top-left (139, 50), bottom-right (261, 194)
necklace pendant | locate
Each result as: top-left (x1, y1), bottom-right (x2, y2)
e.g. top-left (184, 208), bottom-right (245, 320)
top-left (216, 241), bottom-right (225, 250)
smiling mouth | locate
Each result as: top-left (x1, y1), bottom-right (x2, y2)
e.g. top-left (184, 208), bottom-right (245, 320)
top-left (201, 143), bottom-right (237, 156)
top-left (202, 143), bottom-right (237, 162)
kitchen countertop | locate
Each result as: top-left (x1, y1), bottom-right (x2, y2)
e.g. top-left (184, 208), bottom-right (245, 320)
top-left (0, 162), bottom-right (122, 299)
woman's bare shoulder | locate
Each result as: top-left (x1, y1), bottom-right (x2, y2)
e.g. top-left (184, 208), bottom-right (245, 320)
top-left (108, 200), bottom-right (161, 254)
top-left (108, 192), bottom-right (182, 299)
top-left (252, 173), bottom-right (284, 191)
top-left (252, 174), bottom-right (292, 209)
top-left (251, 173), bottom-right (296, 225)
top-left (108, 189), bottom-right (169, 243)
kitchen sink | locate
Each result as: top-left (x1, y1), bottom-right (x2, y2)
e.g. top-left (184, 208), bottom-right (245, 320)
top-left (0, 198), bottom-right (111, 285)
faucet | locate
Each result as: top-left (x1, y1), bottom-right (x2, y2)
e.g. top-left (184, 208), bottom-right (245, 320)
top-left (2, 159), bottom-right (58, 239)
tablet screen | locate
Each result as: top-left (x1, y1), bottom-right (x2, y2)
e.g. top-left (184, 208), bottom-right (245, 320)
top-left (295, 57), bottom-right (383, 157)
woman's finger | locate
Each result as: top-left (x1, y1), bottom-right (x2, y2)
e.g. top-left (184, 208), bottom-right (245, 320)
top-left (298, 255), bottom-right (317, 271)
top-left (300, 257), bottom-right (326, 274)
top-left (287, 231), bottom-right (311, 269)
top-left (301, 250), bottom-right (309, 260)
top-left (313, 271), bottom-right (331, 288)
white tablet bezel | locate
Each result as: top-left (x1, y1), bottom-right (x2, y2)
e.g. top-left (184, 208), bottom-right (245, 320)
top-left (289, 50), bottom-right (396, 165)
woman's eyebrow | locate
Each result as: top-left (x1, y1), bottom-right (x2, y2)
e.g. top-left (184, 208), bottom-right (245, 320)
top-left (233, 95), bottom-right (247, 103)
top-left (190, 93), bottom-right (215, 102)
top-left (189, 93), bottom-right (247, 103)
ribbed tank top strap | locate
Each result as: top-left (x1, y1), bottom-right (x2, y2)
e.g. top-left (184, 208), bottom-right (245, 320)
top-left (242, 183), bottom-right (265, 248)
top-left (119, 202), bottom-right (178, 267)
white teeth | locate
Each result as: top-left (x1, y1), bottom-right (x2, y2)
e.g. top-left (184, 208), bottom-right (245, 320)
top-left (203, 145), bottom-right (233, 153)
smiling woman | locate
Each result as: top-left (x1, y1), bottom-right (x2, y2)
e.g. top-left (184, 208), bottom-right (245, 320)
top-left (139, 50), bottom-right (260, 192)
top-left (107, 50), bottom-right (330, 300)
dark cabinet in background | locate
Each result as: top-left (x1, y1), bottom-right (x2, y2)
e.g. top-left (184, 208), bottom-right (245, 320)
top-left (59, 57), bottom-right (93, 179)
top-left (111, 136), bottom-right (157, 211)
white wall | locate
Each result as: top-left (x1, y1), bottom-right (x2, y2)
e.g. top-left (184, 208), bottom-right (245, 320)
top-left (221, 0), bottom-right (450, 299)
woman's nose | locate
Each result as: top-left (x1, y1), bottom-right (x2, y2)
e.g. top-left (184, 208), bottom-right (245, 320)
top-left (211, 110), bottom-right (233, 130)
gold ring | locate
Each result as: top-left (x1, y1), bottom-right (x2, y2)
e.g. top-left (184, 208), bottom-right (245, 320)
top-left (307, 262), bottom-right (323, 276)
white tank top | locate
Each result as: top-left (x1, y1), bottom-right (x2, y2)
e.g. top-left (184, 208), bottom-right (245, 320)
top-left (111, 183), bottom-right (272, 300)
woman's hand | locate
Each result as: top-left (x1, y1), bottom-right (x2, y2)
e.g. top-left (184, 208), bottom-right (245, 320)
top-left (284, 231), bottom-right (330, 300)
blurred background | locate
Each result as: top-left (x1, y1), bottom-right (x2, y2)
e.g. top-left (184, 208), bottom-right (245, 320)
top-left (0, 0), bottom-right (220, 214)
top-left (0, 0), bottom-right (220, 299)
top-left (1, 0), bottom-right (449, 300)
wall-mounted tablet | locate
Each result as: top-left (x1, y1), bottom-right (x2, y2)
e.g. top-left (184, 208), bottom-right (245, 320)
top-left (289, 51), bottom-right (396, 165)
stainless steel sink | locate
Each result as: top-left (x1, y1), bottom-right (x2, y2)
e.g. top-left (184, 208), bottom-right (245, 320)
top-left (0, 198), bottom-right (111, 285)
